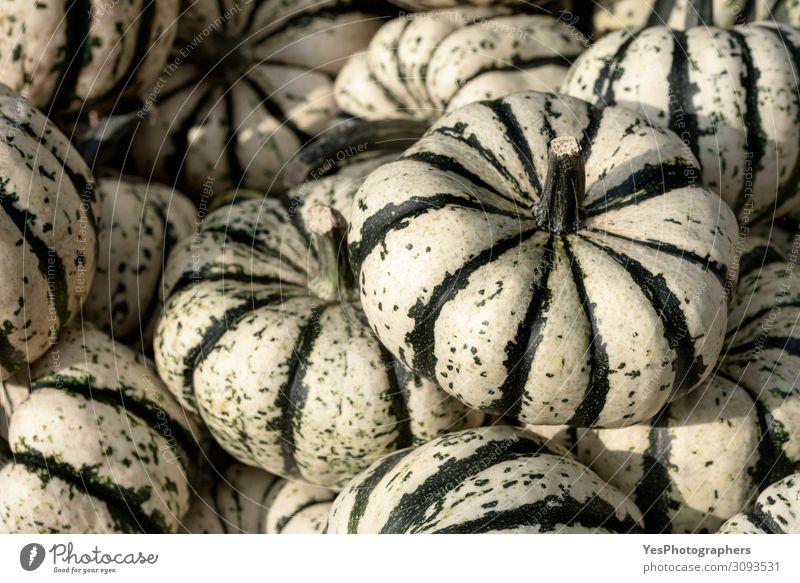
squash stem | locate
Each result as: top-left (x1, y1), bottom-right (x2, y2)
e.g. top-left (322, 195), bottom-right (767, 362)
top-left (532, 136), bottom-right (585, 234)
top-left (306, 205), bottom-right (357, 302)
top-left (684, 0), bottom-right (713, 28)
top-left (283, 117), bottom-right (431, 186)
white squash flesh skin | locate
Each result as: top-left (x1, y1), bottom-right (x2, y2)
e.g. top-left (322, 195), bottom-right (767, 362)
top-left (593, 0), bottom-right (800, 35)
top-left (0, 1), bottom-right (178, 112)
top-left (0, 324), bottom-right (201, 533)
top-left (349, 91), bottom-right (737, 429)
top-left (719, 473), bottom-right (800, 533)
top-left (155, 173), bottom-right (483, 490)
top-left (85, 176), bottom-right (195, 342)
top-left (328, 426), bottom-right (644, 533)
top-left (562, 22), bottom-right (800, 224)
top-left (534, 233), bottom-right (800, 533)
top-left (335, 9), bottom-right (585, 122)
top-left (132, 0), bottom-right (391, 198)
top-left (0, 85), bottom-right (98, 379)
top-left (183, 464), bottom-right (335, 534)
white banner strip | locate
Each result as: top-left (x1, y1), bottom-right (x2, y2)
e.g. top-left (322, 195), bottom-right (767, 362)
top-left (1, 534), bottom-right (798, 582)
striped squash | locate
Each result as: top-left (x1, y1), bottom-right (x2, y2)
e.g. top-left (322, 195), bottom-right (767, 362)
top-left (0, 323), bottom-right (201, 533)
top-left (388, 0), bottom-right (550, 10)
top-left (349, 90), bottom-right (738, 429)
top-left (562, 19), bottom-right (800, 224)
top-left (184, 464), bottom-right (335, 534)
top-left (84, 175), bottom-right (195, 344)
top-left (532, 229), bottom-right (800, 533)
top-left (0, 1), bottom-right (178, 113)
top-left (132, 0), bottom-right (394, 198)
top-left (0, 84), bottom-right (98, 379)
top-left (335, 8), bottom-right (585, 122)
top-left (594, 0), bottom-right (800, 35)
top-left (155, 172), bottom-right (483, 489)
top-left (328, 426), bottom-right (644, 533)
top-left (719, 472), bottom-right (800, 533)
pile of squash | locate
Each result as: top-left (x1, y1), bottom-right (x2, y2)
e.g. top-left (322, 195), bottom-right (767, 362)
top-left (1, 0), bottom-right (800, 534)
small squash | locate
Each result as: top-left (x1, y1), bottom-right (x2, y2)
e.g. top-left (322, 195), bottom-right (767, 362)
top-left (184, 464), bottom-right (335, 534)
top-left (335, 8), bottom-right (585, 123)
top-left (155, 172), bottom-right (483, 489)
top-left (719, 472), bottom-right (800, 533)
top-left (132, 0), bottom-right (395, 198)
top-left (0, 84), bottom-right (98, 379)
top-left (387, 0), bottom-right (547, 10)
top-left (563, 5), bottom-right (800, 224)
top-left (0, 323), bottom-right (201, 533)
top-left (593, 0), bottom-right (800, 36)
top-left (531, 228), bottom-right (800, 533)
top-left (349, 90), bottom-right (737, 429)
top-left (327, 426), bottom-right (644, 533)
top-left (0, 1), bottom-right (178, 113)
top-left (84, 175), bottom-right (195, 345)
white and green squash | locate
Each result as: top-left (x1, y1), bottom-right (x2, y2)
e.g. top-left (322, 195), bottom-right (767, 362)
top-left (0, 0), bottom-right (178, 113)
top-left (132, 0), bottom-right (395, 198)
top-left (593, 0), bottom-right (800, 35)
top-left (155, 172), bottom-right (483, 490)
top-left (0, 84), bottom-right (99, 379)
top-left (335, 8), bottom-right (585, 123)
top-left (328, 426), bottom-right (644, 533)
top-left (0, 323), bottom-right (202, 533)
top-left (349, 90), bottom-right (738, 429)
top-left (563, 4), bottom-right (800, 224)
top-left (719, 472), bottom-right (800, 533)
top-left (183, 464), bottom-right (335, 534)
top-left (531, 229), bottom-right (800, 533)
top-left (84, 175), bottom-right (195, 345)
top-left (387, 0), bottom-right (549, 10)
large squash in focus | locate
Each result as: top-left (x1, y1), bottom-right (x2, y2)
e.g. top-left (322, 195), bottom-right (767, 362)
top-left (349, 90), bottom-right (737, 429)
